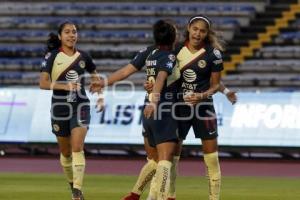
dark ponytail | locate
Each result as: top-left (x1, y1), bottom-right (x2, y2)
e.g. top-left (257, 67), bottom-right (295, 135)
top-left (46, 32), bottom-right (61, 52)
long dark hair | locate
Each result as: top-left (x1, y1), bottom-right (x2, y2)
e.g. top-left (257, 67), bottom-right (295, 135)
top-left (184, 15), bottom-right (225, 51)
top-left (153, 19), bottom-right (176, 47)
top-left (46, 21), bottom-right (76, 52)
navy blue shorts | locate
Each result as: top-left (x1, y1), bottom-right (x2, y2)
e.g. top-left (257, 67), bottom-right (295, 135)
top-left (177, 103), bottom-right (218, 140)
top-left (51, 105), bottom-right (90, 137)
top-left (142, 113), bottom-right (178, 147)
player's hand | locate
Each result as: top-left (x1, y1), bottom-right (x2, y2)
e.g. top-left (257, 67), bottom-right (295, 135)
top-left (226, 90), bottom-right (237, 105)
top-left (89, 80), bottom-right (104, 94)
top-left (143, 103), bottom-right (156, 119)
top-left (144, 81), bottom-right (154, 93)
top-left (95, 98), bottom-right (104, 112)
top-left (183, 92), bottom-right (203, 105)
top-left (65, 82), bottom-right (81, 91)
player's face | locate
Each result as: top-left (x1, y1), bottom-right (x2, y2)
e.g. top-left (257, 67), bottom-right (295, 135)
top-left (60, 24), bottom-right (78, 49)
top-left (188, 20), bottom-right (208, 49)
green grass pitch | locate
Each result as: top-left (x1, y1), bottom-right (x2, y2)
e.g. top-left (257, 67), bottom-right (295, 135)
top-left (1, 173), bottom-right (300, 200)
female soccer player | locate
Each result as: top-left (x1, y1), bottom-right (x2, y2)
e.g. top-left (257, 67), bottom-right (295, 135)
top-left (174, 14), bottom-right (225, 200)
top-left (91, 19), bottom-right (179, 200)
top-left (124, 15), bottom-right (234, 200)
top-left (39, 21), bottom-right (102, 200)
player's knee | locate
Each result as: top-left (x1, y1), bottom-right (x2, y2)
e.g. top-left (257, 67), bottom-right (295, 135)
top-left (145, 146), bottom-right (158, 161)
top-left (147, 157), bottom-right (158, 167)
top-left (59, 147), bottom-right (71, 157)
top-left (147, 152), bottom-right (158, 162)
top-left (60, 153), bottom-right (72, 167)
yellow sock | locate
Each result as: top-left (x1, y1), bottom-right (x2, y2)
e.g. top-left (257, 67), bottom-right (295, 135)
top-left (204, 152), bottom-right (221, 200)
top-left (168, 156), bottom-right (180, 198)
top-left (155, 160), bottom-right (172, 200)
top-left (72, 151), bottom-right (86, 190)
top-left (60, 154), bottom-right (73, 184)
top-left (132, 157), bottom-right (157, 195)
top-left (147, 171), bottom-right (158, 200)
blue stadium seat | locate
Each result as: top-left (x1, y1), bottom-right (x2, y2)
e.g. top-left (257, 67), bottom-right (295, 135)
top-left (0, 15), bottom-right (241, 31)
top-left (0, 2), bottom-right (257, 16)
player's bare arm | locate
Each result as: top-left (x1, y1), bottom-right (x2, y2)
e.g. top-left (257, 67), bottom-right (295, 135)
top-left (89, 63), bottom-right (138, 93)
top-left (144, 70), bottom-right (168, 119)
top-left (39, 72), bottom-right (81, 91)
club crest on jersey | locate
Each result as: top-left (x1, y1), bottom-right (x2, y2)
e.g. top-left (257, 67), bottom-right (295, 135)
top-left (213, 49), bottom-right (222, 59)
top-left (168, 54), bottom-right (176, 62)
top-left (79, 60), bottom-right (86, 68)
top-left (53, 124), bottom-right (60, 132)
top-left (45, 52), bottom-right (51, 60)
top-left (198, 60), bottom-right (207, 68)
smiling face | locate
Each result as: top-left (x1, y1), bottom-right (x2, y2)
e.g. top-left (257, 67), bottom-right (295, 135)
top-left (187, 20), bottom-right (208, 50)
top-left (59, 23), bottom-right (78, 49)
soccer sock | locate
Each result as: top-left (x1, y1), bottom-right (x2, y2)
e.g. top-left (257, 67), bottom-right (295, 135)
top-left (72, 151), bottom-right (86, 190)
top-left (155, 160), bottom-right (172, 200)
top-left (168, 156), bottom-right (180, 198)
top-left (147, 170), bottom-right (158, 200)
top-left (204, 152), bottom-right (221, 200)
top-left (60, 153), bottom-right (73, 184)
top-left (132, 157), bottom-right (157, 195)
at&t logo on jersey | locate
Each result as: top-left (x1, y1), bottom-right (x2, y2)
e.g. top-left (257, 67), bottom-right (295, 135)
top-left (66, 70), bottom-right (79, 81)
top-left (183, 69), bottom-right (196, 82)
top-left (182, 69), bottom-right (197, 91)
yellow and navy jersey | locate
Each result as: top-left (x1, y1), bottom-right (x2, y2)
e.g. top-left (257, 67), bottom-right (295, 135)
top-left (131, 45), bottom-right (180, 104)
top-left (174, 42), bottom-right (223, 100)
top-left (40, 49), bottom-right (96, 114)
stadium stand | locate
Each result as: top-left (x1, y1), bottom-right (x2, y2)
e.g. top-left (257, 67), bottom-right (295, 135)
top-left (2, 0), bottom-right (300, 91)
top-left (224, 0), bottom-right (300, 90)
top-left (0, 0), bottom-right (267, 87)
